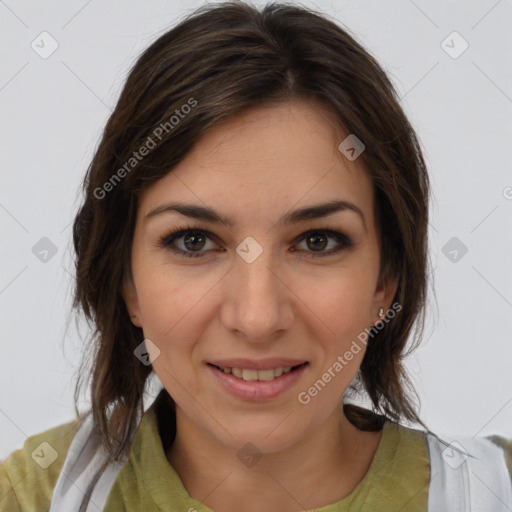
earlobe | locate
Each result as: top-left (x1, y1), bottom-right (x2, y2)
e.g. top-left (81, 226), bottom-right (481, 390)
top-left (129, 313), bottom-right (142, 328)
top-left (122, 277), bottom-right (143, 328)
top-left (373, 273), bottom-right (399, 325)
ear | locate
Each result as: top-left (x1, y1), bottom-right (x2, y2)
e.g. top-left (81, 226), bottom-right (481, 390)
top-left (122, 276), bottom-right (143, 328)
top-left (371, 271), bottom-right (399, 326)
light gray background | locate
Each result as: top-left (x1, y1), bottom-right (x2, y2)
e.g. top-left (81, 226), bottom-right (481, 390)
top-left (1, 0), bottom-right (511, 461)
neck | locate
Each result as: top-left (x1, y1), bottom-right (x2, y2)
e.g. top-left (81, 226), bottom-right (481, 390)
top-left (166, 405), bottom-right (383, 512)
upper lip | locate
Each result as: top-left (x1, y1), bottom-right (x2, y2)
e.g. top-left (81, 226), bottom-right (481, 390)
top-left (208, 358), bottom-right (308, 371)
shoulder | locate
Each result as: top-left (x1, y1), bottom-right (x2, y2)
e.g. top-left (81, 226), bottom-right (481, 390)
top-left (384, 418), bottom-right (430, 451)
top-left (0, 417), bottom-right (82, 512)
top-left (386, 421), bottom-right (512, 483)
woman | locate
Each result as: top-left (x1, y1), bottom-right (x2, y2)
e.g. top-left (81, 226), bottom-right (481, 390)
top-left (1, 2), bottom-right (510, 511)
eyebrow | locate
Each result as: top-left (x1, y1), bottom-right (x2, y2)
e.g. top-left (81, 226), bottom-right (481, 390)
top-left (145, 199), bottom-right (367, 231)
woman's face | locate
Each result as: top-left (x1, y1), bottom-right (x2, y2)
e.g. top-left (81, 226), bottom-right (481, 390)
top-left (123, 100), bottom-right (398, 453)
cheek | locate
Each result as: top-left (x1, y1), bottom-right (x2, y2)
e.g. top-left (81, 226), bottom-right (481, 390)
top-left (135, 270), bottom-right (208, 393)
top-left (296, 269), bottom-right (376, 342)
top-left (134, 260), bottom-right (217, 339)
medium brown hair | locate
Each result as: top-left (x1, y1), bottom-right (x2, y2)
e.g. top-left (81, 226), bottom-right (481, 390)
top-left (72, 1), bottom-right (433, 506)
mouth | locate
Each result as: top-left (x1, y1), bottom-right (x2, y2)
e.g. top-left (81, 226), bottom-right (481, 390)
top-left (207, 361), bottom-right (309, 401)
top-left (207, 362), bottom-right (308, 382)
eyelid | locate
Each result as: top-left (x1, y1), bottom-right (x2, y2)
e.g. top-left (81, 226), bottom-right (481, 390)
top-left (158, 226), bottom-right (220, 247)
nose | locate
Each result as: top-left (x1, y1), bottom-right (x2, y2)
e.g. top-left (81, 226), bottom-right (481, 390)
top-left (220, 247), bottom-right (294, 342)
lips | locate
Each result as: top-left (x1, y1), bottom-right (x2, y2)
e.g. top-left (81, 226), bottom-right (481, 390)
top-left (207, 358), bottom-right (308, 371)
top-left (207, 361), bottom-right (308, 401)
top-left (209, 363), bottom-right (307, 382)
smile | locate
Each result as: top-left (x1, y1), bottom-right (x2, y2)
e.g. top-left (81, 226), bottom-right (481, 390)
top-left (210, 363), bottom-right (305, 381)
top-left (207, 362), bottom-right (309, 401)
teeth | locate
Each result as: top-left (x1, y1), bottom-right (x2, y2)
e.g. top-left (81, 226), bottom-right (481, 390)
top-left (218, 365), bottom-right (297, 381)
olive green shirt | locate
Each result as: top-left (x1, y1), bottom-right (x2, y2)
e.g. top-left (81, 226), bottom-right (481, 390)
top-left (1, 402), bottom-right (511, 511)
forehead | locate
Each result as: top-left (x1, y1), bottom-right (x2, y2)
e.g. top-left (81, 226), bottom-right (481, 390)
top-left (138, 100), bottom-right (374, 225)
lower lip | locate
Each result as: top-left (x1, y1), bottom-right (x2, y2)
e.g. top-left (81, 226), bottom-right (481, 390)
top-left (207, 363), bottom-right (308, 401)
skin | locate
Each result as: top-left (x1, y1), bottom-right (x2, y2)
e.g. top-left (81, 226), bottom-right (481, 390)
top-left (123, 99), bottom-right (399, 512)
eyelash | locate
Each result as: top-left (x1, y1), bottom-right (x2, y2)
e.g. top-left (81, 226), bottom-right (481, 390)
top-left (156, 224), bottom-right (354, 259)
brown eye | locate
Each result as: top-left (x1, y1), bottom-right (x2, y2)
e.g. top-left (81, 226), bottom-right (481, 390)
top-left (306, 233), bottom-right (328, 251)
top-left (182, 231), bottom-right (207, 251)
top-left (293, 229), bottom-right (353, 258)
top-left (159, 227), bottom-right (220, 258)
top-left (159, 226), bottom-right (353, 259)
